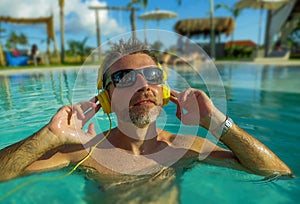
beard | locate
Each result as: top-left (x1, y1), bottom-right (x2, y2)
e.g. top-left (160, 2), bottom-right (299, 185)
top-left (116, 103), bottom-right (162, 128)
top-left (113, 89), bottom-right (163, 128)
top-left (129, 105), bottom-right (162, 127)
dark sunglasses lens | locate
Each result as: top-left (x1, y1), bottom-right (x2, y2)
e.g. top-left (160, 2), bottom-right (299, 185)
top-left (144, 68), bottom-right (163, 84)
top-left (112, 70), bottom-right (136, 88)
top-left (110, 68), bottom-right (164, 88)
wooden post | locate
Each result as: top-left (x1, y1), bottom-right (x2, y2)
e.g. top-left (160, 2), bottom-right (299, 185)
top-left (59, 0), bottom-right (65, 64)
top-left (95, 9), bottom-right (101, 59)
top-left (131, 7), bottom-right (136, 39)
top-left (264, 10), bottom-right (272, 57)
top-left (89, 6), bottom-right (139, 51)
top-left (0, 22), bottom-right (5, 66)
top-left (0, 43), bottom-right (5, 66)
top-left (210, 0), bottom-right (216, 60)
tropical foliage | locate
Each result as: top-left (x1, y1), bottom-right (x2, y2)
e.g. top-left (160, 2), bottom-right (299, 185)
top-left (215, 3), bottom-right (243, 44)
top-left (288, 21), bottom-right (300, 46)
top-left (287, 21), bottom-right (300, 58)
top-left (5, 31), bottom-right (28, 50)
top-left (67, 37), bottom-right (89, 63)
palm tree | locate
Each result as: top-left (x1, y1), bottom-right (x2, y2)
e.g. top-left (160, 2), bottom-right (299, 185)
top-left (59, 0), bottom-right (65, 64)
top-left (0, 23), bottom-right (5, 42)
top-left (6, 32), bottom-right (28, 51)
top-left (67, 37), bottom-right (89, 63)
top-left (215, 4), bottom-right (243, 45)
top-left (127, 0), bottom-right (148, 8)
top-left (19, 33), bottom-right (28, 49)
top-left (8, 31), bottom-right (19, 49)
top-left (127, 0), bottom-right (149, 38)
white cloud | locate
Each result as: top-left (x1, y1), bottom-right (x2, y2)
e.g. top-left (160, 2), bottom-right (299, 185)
top-left (0, 0), bottom-right (53, 18)
top-left (63, 0), bottom-right (125, 36)
top-left (0, 0), bottom-right (125, 37)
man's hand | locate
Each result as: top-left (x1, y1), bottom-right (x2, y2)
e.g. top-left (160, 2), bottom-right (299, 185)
top-left (170, 89), bottom-right (226, 130)
top-left (47, 96), bottom-right (101, 145)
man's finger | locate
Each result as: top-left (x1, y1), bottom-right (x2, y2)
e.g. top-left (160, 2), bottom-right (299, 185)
top-left (80, 101), bottom-right (94, 109)
top-left (79, 101), bottom-right (97, 113)
top-left (180, 89), bottom-right (193, 103)
top-left (72, 104), bottom-right (85, 119)
top-left (75, 123), bottom-right (96, 144)
top-left (95, 104), bottom-right (101, 112)
top-left (170, 89), bottom-right (180, 97)
top-left (90, 96), bottom-right (98, 103)
top-left (169, 95), bottom-right (179, 105)
top-left (176, 102), bottom-right (182, 120)
top-left (87, 123), bottom-right (96, 137)
top-left (82, 107), bottom-right (98, 125)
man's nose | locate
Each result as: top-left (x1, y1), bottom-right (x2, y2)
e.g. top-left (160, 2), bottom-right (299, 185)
top-left (135, 73), bottom-right (149, 90)
top-left (136, 73), bottom-right (147, 85)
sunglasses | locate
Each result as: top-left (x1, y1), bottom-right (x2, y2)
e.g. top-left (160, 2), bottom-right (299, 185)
top-left (103, 67), bottom-right (164, 89)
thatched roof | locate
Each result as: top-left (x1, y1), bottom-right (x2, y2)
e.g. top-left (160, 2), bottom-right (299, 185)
top-left (0, 16), bottom-right (55, 40)
top-left (174, 17), bottom-right (235, 38)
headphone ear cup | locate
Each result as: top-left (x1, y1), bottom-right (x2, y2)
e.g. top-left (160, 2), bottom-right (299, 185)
top-left (162, 84), bottom-right (170, 106)
top-left (97, 90), bottom-right (112, 114)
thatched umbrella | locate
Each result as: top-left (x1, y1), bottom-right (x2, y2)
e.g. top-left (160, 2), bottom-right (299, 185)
top-left (139, 8), bottom-right (178, 40)
top-left (174, 17), bottom-right (235, 39)
top-left (139, 9), bottom-right (178, 27)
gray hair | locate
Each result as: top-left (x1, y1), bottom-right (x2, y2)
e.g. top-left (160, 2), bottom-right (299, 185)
top-left (97, 38), bottom-right (158, 89)
top-left (102, 38), bottom-right (158, 73)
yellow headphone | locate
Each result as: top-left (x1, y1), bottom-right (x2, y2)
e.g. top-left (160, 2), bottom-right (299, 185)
top-left (96, 63), bottom-right (170, 114)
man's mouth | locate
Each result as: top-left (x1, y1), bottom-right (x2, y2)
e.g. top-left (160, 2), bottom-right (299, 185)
top-left (134, 99), bottom-right (156, 106)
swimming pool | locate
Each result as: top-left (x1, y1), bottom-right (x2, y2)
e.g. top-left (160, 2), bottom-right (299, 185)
top-left (0, 63), bottom-right (299, 203)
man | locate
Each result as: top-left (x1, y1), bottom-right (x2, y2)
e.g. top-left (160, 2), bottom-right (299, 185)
top-left (0, 39), bottom-right (293, 202)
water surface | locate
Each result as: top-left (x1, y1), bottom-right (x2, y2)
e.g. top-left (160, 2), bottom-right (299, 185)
top-left (0, 64), bottom-right (299, 203)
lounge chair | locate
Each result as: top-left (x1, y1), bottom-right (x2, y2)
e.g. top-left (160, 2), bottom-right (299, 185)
top-left (5, 51), bottom-right (28, 66)
top-left (254, 48), bottom-right (290, 62)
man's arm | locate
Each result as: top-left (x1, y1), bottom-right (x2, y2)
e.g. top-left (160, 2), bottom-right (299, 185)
top-left (0, 127), bottom-right (64, 181)
top-left (0, 99), bottom-right (100, 181)
top-left (216, 124), bottom-right (292, 176)
top-left (170, 89), bottom-right (293, 177)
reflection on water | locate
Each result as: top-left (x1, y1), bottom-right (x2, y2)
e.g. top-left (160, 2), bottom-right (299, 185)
top-left (0, 70), bottom-right (78, 111)
top-left (218, 64), bottom-right (300, 94)
top-left (0, 69), bottom-right (80, 147)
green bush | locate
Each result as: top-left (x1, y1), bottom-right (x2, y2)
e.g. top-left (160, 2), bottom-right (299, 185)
top-left (225, 46), bottom-right (254, 59)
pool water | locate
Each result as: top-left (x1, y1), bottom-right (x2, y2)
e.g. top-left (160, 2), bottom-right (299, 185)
top-left (0, 64), bottom-right (299, 203)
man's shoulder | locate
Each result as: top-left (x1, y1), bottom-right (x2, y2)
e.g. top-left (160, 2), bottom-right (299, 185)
top-left (158, 130), bottom-right (206, 149)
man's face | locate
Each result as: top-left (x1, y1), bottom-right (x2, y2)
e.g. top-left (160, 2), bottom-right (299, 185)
top-left (106, 53), bottom-right (164, 127)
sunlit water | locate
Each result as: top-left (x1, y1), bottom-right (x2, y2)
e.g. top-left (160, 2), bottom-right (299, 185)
top-left (0, 63), bottom-right (299, 203)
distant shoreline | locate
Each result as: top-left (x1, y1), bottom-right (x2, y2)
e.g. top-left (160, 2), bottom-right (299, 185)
top-left (1, 60), bottom-right (300, 76)
top-left (0, 65), bottom-right (90, 76)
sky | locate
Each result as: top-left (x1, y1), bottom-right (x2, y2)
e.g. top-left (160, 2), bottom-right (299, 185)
top-left (0, 0), bottom-right (271, 52)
